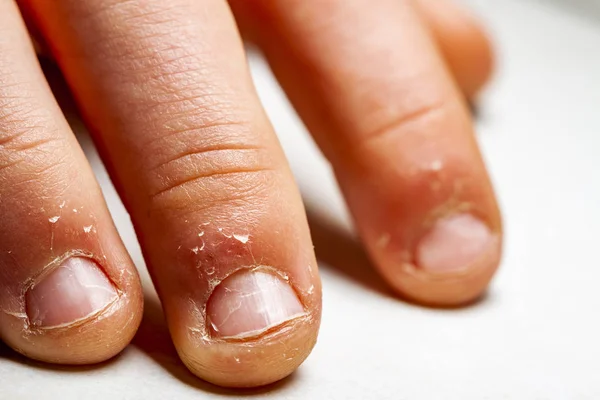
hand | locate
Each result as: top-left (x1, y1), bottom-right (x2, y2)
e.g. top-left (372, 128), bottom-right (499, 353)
top-left (0, 0), bottom-right (501, 388)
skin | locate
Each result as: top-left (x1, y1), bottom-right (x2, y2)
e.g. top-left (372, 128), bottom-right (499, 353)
top-left (0, 0), bottom-right (501, 388)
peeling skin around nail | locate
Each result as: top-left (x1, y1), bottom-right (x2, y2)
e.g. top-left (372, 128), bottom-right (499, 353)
top-left (179, 226), bottom-right (316, 346)
top-left (2, 309), bottom-right (29, 333)
top-left (24, 250), bottom-right (95, 295)
top-left (217, 227), bottom-right (231, 239)
top-left (192, 309), bottom-right (311, 344)
top-left (3, 310), bottom-right (27, 319)
top-left (5, 288), bottom-right (125, 338)
top-left (421, 180), bottom-right (472, 229)
top-left (191, 228), bottom-right (258, 273)
top-left (232, 234), bottom-right (249, 244)
top-left (186, 265), bottom-right (315, 346)
top-left (26, 259), bottom-right (118, 327)
top-left (16, 251), bottom-right (124, 333)
top-left (215, 228), bottom-right (250, 244)
top-left (213, 312), bottom-right (306, 341)
top-left (30, 294), bottom-right (120, 331)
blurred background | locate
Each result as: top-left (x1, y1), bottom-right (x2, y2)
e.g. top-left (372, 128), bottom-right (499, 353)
top-left (541, 0), bottom-right (600, 19)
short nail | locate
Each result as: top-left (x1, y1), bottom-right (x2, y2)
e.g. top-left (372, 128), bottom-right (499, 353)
top-left (26, 257), bottom-right (118, 328)
top-left (207, 270), bottom-right (305, 339)
top-left (416, 213), bottom-right (494, 273)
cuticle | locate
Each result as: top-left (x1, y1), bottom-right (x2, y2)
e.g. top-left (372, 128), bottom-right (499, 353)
top-left (403, 233), bottom-right (501, 281)
top-left (20, 250), bottom-right (122, 332)
top-left (413, 210), bottom-right (496, 254)
top-left (195, 264), bottom-right (312, 343)
top-left (208, 313), bottom-right (310, 343)
top-left (26, 295), bottom-right (121, 333)
top-left (24, 250), bottom-right (121, 295)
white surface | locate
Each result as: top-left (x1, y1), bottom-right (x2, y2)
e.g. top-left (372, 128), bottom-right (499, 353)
top-left (2, 0), bottom-right (600, 398)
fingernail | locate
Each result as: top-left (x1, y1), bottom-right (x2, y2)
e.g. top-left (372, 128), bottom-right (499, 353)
top-left (26, 257), bottom-right (118, 328)
top-left (207, 270), bottom-right (305, 339)
top-left (416, 213), bottom-right (494, 273)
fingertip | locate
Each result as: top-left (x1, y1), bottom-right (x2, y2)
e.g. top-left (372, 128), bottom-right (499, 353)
top-left (1, 249), bottom-right (144, 364)
top-left (2, 277), bottom-right (143, 364)
top-left (167, 277), bottom-right (320, 388)
top-left (175, 316), bottom-right (319, 387)
top-left (338, 139), bottom-right (503, 307)
top-left (0, 0), bottom-right (145, 366)
top-left (448, 18), bottom-right (495, 100)
top-left (377, 222), bottom-right (502, 306)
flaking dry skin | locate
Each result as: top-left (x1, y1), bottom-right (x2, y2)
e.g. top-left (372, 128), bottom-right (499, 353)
top-left (2, 250), bottom-right (123, 335)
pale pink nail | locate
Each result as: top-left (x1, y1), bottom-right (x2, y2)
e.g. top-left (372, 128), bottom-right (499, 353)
top-left (416, 213), bottom-right (494, 273)
top-left (26, 257), bottom-right (118, 328)
top-left (207, 270), bottom-right (305, 339)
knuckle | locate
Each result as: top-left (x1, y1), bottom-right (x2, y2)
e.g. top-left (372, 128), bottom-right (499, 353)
top-left (0, 58), bottom-right (72, 190)
top-left (359, 94), bottom-right (451, 148)
top-left (148, 162), bottom-right (278, 217)
top-left (145, 126), bottom-right (279, 216)
top-left (59, 0), bottom-right (281, 219)
top-left (0, 100), bottom-right (67, 179)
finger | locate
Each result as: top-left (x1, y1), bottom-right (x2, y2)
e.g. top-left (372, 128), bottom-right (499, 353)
top-left (22, 0), bottom-right (321, 387)
top-left (0, 0), bottom-right (142, 363)
top-left (233, 0), bottom-right (494, 100)
top-left (230, 0), bottom-right (502, 305)
top-left (413, 0), bottom-right (495, 99)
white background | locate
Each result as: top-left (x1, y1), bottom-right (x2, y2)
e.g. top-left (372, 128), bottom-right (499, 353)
top-left (2, 0), bottom-right (600, 398)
